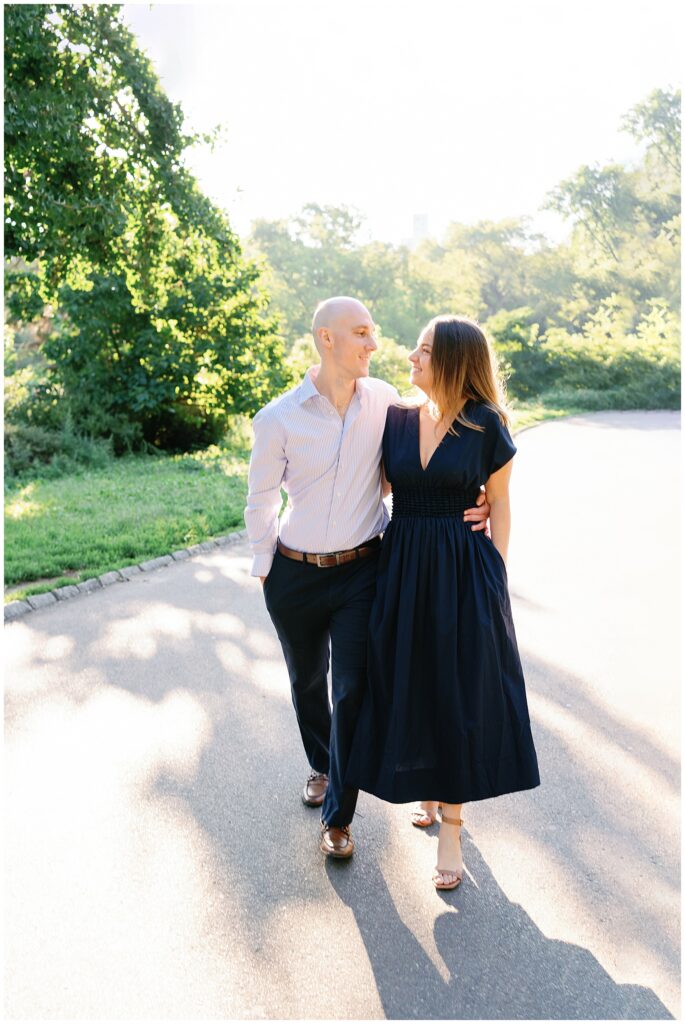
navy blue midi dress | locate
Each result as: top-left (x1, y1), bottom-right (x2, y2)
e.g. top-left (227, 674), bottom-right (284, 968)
top-left (345, 401), bottom-right (540, 805)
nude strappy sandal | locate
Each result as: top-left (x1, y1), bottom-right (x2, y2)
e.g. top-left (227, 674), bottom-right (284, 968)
top-left (410, 802), bottom-right (442, 828)
top-left (432, 814), bottom-right (463, 890)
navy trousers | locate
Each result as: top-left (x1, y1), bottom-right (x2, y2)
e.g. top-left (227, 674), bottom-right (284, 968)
top-left (263, 545), bottom-right (380, 827)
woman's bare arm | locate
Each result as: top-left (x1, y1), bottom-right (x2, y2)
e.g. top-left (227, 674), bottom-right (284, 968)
top-left (381, 461), bottom-right (392, 497)
top-left (484, 459), bottom-right (514, 564)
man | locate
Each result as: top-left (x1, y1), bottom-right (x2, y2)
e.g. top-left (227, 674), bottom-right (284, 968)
top-left (244, 297), bottom-right (489, 858)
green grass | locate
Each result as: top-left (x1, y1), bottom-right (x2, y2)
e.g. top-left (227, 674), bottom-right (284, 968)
top-left (2, 400), bottom-right (588, 604)
top-left (509, 400), bottom-right (585, 432)
top-left (4, 444), bottom-right (250, 602)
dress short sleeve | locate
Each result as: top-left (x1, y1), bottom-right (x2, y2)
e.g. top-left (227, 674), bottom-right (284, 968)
top-left (488, 414), bottom-right (517, 477)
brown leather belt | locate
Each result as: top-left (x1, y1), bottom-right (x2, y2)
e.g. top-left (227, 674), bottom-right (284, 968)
top-left (277, 535), bottom-right (382, 568)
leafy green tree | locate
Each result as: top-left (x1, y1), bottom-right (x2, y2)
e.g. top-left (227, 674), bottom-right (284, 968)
top-left (5, 4), bottom-right (198, 293)
top-left (356, 242), bottom-right (435, 346)
top-left (484, 308), bottom-right (550, 400)
top-left (4, 3), bottom-right (287, 452)
top-left (409, 218), bottom-right (577, 330)
top-left (539, 297), bottom-right (679, 410)
top-left (546, 164), bottom-right (638, 262)
top-left (248, 203), bottom-right (436, 349)
top-left (45, 263), bottom-right (288, 451)
top-left (249, 208), bottom-right (355, 344)
top-left (620, 88), bottom-right (681, 311)
top-left (544, 88), bottom-right (681, 320)
top-left (243, 88), bottom-right (682, 415)
top-left (409, 238), bottom-right (482, 323)
top-left (622, 87), bottom-right (681, 177)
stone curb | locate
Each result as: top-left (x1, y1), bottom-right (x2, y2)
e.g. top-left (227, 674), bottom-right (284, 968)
top-left (138, 555), bottom-right (174, 572)
top-left (27, 591), bottom-right (58, 611)
top-left (4, 528), bottom-right (249, 624)
top-left (77, 578), bottom-right (102, 596)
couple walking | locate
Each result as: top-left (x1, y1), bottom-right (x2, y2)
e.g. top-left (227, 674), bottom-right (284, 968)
top-left (245, 296), bottom-right (540, 890)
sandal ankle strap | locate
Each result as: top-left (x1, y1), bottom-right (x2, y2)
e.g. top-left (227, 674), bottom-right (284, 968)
top-left (441, 815), bottom-right (464, 826)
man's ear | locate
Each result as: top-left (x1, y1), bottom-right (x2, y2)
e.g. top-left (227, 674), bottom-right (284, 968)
top-left (318, 327), bottom-right (332, 349)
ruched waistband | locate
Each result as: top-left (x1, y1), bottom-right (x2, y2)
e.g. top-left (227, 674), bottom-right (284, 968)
top-left (392, 487), bottom-right (481, 518)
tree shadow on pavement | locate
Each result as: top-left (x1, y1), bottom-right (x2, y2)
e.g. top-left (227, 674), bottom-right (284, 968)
top-left (327, 835), bottom-right (673, 1020)
top-left (4, 551), bottom-right (679, 1017)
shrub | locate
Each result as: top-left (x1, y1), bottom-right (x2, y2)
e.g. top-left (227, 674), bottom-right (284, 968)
top-left (539, 384), bottom-right (679, 411)
top-left (540, 297), bottom-right (680, 407)
top-left (485, 308), bottom-right (551, 399)
top-left (4, 420), bottom-right (113, 480)
top-left (43, 271), bottom-right (289, 453)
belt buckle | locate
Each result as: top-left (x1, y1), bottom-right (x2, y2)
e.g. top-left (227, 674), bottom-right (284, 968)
top-left (315, 551), bottom-right (342, 567)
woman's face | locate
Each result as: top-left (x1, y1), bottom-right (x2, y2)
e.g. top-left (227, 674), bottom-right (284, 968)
top-left (409, 326), bottom-right (434, 394)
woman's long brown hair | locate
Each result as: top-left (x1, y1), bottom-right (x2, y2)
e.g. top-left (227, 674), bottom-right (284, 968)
top-left (421, 315), bottom-right (510, 434)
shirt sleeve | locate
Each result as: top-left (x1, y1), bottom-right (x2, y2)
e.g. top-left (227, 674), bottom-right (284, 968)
top-left (244, 407), bottom-right (287, 577)
top-left (488, 415), bottom-right (517, 477)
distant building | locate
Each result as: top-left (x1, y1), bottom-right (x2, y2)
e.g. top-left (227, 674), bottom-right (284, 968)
top-left (402, 213), bottom-right (429, 249)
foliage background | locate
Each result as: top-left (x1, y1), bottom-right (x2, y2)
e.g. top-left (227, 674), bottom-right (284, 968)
top-left (247, 88), bottom-right (680, 411)
top-left (3, 5), bottom-right (681, 595)
top-left (5, 3), bottom-right (289, 469)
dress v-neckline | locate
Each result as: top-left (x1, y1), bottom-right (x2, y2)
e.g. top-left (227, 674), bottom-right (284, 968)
top-left (414, 403), bottom-right (471, 471)
top-left (415, 406), bottom-right (450, 472)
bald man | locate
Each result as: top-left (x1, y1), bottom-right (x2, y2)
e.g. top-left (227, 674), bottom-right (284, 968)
top-left (244, 297), bottom-right (488, 858)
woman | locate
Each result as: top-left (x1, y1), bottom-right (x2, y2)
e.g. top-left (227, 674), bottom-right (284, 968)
top-left (345, 315), bottom-right (540, 890)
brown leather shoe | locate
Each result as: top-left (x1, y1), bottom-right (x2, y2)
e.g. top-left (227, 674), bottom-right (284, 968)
top-left (320, 823), bottom-right (354, 859)
top-left (302, 771), bottom-right (329, 807)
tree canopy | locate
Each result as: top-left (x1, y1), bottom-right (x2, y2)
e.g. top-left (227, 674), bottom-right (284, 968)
top-left (247, 88), bottom-right (680, 405)
top-left (4, 3), bottom-right (289, 452)
top-left (3, 12), bottom-right (680, 480)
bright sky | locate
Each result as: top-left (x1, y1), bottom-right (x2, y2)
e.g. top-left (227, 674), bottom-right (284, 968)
top-left (122, 0), bottom-right (682, 246)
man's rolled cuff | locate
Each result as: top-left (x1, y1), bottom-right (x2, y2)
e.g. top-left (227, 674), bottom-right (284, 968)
top-left (251, 552), bottom-right (275, 578)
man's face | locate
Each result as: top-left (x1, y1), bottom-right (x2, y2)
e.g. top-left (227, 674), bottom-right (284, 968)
top-left (326, 306), bottom-right (377, 378)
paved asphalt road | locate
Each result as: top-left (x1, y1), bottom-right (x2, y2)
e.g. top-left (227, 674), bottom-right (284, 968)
top-left (4, 411), bottom-right (680, 1020)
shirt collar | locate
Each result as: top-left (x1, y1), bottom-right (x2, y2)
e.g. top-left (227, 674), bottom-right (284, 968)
top-left (297, 365), bottom-right (368, 406)
top-left (297, 366), bottom-right (322, 404)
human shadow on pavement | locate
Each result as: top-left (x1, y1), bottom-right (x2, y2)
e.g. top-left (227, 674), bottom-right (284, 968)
top-left (5, 553), bottom-right (679, 1016)
top-left (327, 834), bottom-right (673, 1020)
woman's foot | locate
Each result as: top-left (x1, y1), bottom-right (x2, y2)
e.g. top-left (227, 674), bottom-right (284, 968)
top-left (410, 801), bottom-right (440, 828)
top-left (433, 814), bottom-right (463, 890)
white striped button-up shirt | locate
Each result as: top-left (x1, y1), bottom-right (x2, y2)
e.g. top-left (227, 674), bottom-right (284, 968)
top-left (244, 366), bottom-right (399, 576)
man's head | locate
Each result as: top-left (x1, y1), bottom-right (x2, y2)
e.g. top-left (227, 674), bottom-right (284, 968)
top-left (311, 296), bottom-right (377, 380)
